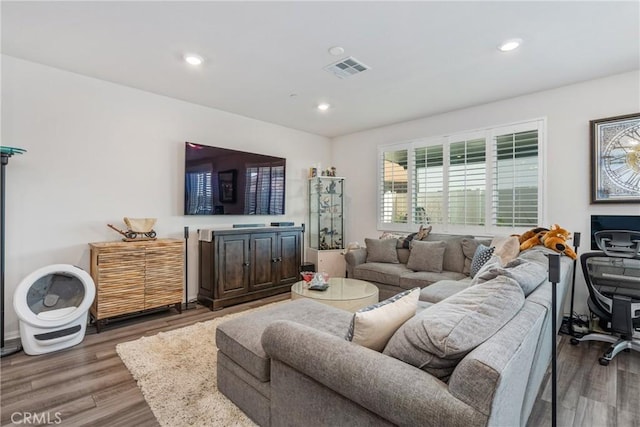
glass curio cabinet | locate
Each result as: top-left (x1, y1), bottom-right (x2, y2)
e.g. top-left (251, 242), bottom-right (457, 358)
top-left (308, 177), bottom-right (344, 250)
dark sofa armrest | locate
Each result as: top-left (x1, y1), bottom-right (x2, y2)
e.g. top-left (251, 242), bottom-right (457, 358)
top-left (262, 320), bottom-right (485, 427)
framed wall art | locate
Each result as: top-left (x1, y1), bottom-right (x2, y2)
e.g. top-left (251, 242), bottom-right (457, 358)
top-left (590, 113), bottom-right (640, 203)
top-left (218, 169), bottom-right (237, 203)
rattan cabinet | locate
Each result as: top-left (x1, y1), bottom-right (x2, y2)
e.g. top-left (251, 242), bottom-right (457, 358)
top-left (89, 239), bottom-right (184, 331)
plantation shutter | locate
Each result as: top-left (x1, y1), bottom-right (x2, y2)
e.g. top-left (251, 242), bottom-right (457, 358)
top-left (492, 128), bottom-right (539, 227)
top-left (413, 144), bottom-right (444, 225)
top-left (448, 138), bottom-right (486, 226)
top-left (379, 147), bottom-right (409, 226)
top-left (377, 119), bottom-right (544, 233)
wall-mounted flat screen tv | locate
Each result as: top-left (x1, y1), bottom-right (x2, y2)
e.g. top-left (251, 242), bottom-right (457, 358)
top-left (590, 214), bottom-right (640, 250)
top-left (184, 142), bottom-right (286, 215)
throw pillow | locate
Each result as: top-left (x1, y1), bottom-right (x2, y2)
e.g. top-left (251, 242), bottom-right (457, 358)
top-left (346, 287), bottom-right (420, 352)
top-left (474, 258), bottom-right (548, 296)
top-left (491, 235), bottom-right (520, 265)
top-left (469, 254), bottom-right (502, 286)
top-left (365, 238), bottom-right (400, 263)
top-left (469, 245), bottom-right (495, 278)
top-left (461, 237), bottom-right (492, 274)
top-left (383, 275), bottom-right (525, 381)
top-left (406, 240), bottom-right (446, 272)
top-left (424, 234), bottom-right (473, 274)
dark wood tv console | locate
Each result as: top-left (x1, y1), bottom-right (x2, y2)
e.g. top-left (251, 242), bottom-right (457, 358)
top-left (198, 226), bottom-right (302, 310)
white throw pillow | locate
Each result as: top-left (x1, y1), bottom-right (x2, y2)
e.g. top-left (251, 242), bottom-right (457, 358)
top-left (346, 288), bottom-right (419, 352)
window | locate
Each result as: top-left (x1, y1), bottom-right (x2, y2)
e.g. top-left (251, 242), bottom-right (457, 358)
top-left (379, 148), bottom-right (409, 224)
top-left (378, 119), bottom-right (544, 234)
top-left (492, 128), bottom-right (539, 228)
top-left (448, 137), bottom-right (486, 226)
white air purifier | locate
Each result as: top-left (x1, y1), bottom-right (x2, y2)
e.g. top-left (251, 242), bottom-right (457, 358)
top-left (13, 264), bottom-right (95, 355)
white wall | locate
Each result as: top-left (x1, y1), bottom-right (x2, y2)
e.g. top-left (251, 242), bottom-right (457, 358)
top-left (332, 70), bottom-right (640, 315)
top-left (1, 56), bottom-right (330, 338)
top-left (3, 56), bottom-right (638, 338)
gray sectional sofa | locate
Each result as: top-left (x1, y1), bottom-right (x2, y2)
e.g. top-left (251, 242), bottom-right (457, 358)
top-left (216, 244), bottom-right (573, 427)
top-left (345, 233), bottom-right (490, 300)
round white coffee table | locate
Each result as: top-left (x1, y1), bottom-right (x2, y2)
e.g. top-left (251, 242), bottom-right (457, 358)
top-left (291, 277), bottom-right (379, 312)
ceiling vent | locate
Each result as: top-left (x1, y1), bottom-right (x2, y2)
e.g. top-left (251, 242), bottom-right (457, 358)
top-left (323, 57), bottom-right (370, 79)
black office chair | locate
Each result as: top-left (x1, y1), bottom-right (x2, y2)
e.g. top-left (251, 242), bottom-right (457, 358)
top-left (571, 251), bottom-right (640, 365)
top-left (593, 230), bottom-right (640, 258)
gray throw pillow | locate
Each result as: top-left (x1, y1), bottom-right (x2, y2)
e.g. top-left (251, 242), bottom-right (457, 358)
top-left (365, 238), bottom-right (400, 263)
top-left (383, 275), bottom-right (525, 382)
top-left (474, 258), bottom-right (547, 296)
top-left (469, 245), bottom-right (495, 278)
top-left (406, 240), bottom-right (446, 273)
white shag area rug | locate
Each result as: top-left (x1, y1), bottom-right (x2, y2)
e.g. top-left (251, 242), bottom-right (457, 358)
top-left (116, 302), bottom-right (285, 426)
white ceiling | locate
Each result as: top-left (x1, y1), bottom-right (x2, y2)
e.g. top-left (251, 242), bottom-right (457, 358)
top-left (2, 1), bottom-right (639, 138)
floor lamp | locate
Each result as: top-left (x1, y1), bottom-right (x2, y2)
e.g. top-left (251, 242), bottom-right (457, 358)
top-left (1, 146), bottom-right (26, 358)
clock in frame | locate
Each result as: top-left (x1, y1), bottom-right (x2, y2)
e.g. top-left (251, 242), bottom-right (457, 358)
top-left (590, 113), bottom-right (640, 203)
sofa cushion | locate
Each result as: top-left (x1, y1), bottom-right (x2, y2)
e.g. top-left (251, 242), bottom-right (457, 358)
top-left (474, 258), bottom-right (548, 296)
top-left (346, 287), bottom-right (420, 351)
top-left (216, 299), bottom-right (352, 382)
top-left (365, 238), bottom-right (400, 263)
top-left (469, 254), bottom-right (502, 285)
top-left (406, 240), bottom-right (446, 272)
top-left (424, 234), bottom-right (473, 274)
top-left (419, 280), bottom-right (472, 304)
top-left (383, 275), bottom-right (525, 381)
top-left (398, 270), bottom-right (467, 290)
top-left (461, 237), bottom-right (493, 275)
top-left (397, 248), bottom-right (411, 264)
top-left (353, 263), bottom-right (413, 287)
top-left (519, 246), bottom-right (558, 267)
top-left (470, 244), bottom-right (495, 278)
top-left (491, 235), bottom-right (520, 265)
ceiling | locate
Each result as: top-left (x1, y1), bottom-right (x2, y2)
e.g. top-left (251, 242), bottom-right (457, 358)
top-left (2, 1), bottom-right (639, 138)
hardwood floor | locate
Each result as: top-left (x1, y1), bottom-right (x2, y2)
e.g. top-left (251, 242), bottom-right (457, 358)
top-left (0, 294), bottom-right (289, 427)
top-left (2, 296), bottom-right (639, 427)
top-left (528, 335), bottom-right (640, 427)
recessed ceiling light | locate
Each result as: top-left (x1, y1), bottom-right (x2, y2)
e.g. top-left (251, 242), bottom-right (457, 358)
top-left (317, 103), bottom-right (331, 111)
top-left (498, 38), bottom-right (523, 52)
top-left (328, 46), bottom-right (345, 56)
top-left (184, 54), bottom-right (203, 66)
